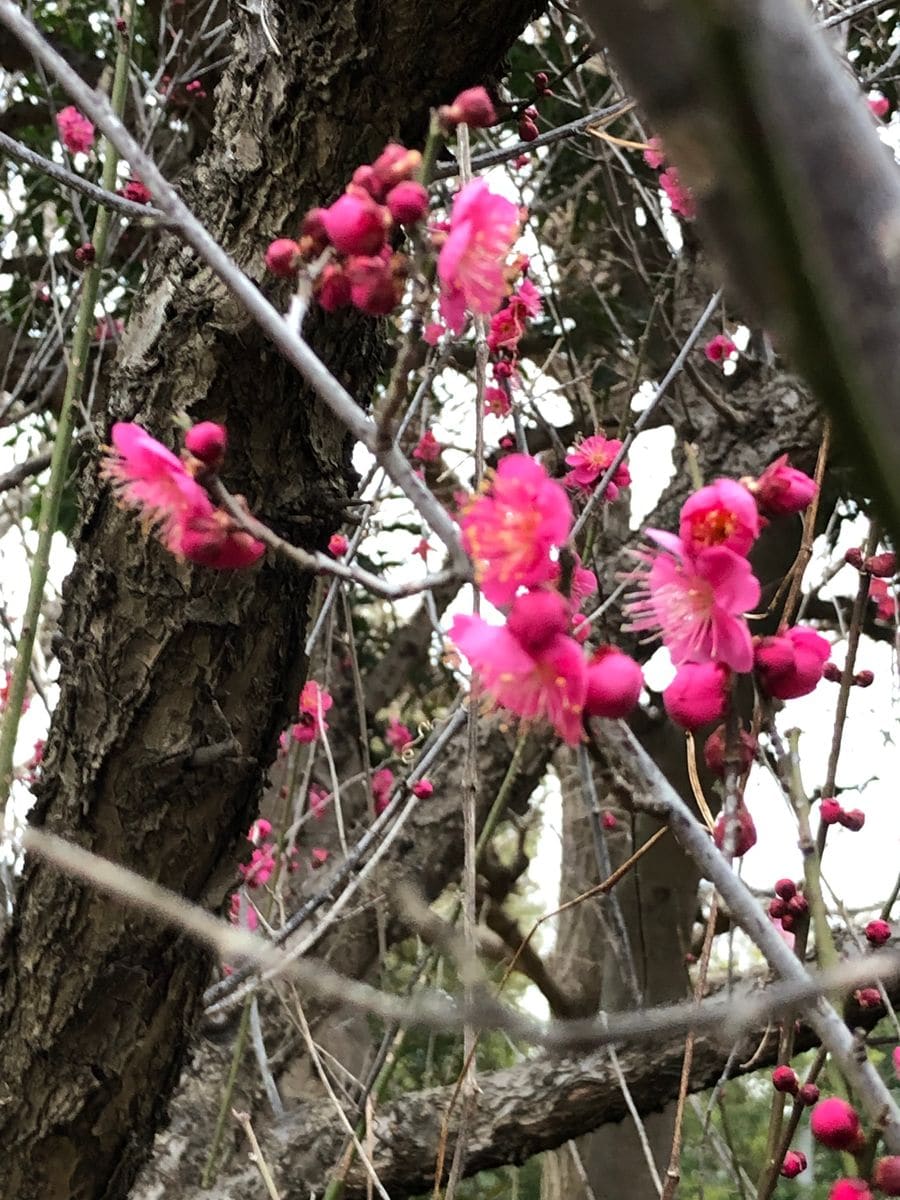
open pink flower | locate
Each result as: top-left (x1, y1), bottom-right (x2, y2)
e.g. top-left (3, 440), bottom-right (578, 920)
top-left (292, 680), bottom-right (333, 743)
top-left (460, 454), bottom-right (572, 606)
top-left (679, 479), bottom-right (759, 557)
top-left (486, 280), bottom-right (543, 354)
top-left (626, 531), bottom-right (760, 672)
top-left (57, 105), bottom-right (95, 154)
top-left (450, 603), bottom-right (587, 745)
top-left (564, 434), bottom-right (630, 499)
top-left (437, 179), bottom-right (519, 333)
top-left (704, 334), bottom-right (736, 364)
top-left (102, 422), bottom-right (212, 553)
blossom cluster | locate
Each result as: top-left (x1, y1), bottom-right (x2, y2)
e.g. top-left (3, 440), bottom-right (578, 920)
top-left (451, 454), bottom-right (643, 745)
top-left (101, 421), bottom-right (265, 568)
top-left (643, 137), bottom-right (696, 220)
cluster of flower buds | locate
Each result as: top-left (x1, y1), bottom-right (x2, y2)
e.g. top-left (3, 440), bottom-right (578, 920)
top-left (822, 661), bottom-right (876, 687)
top-left (771, 1065), bottom-right (819, 1105)
top-left (768, 878), bottom-right (809, 933)
top-left (642, 136), bottom-right (696, 220)
top-left (845, 547), bottom-right (896, 578)
top-left (819, 796), bottom-right (866, 832)
top-left (265, 142), bottom-right (425, 315)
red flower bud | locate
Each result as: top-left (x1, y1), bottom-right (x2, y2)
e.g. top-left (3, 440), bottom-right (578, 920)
top-left (780, 1150), bottom-right (807, 1179)
top-left (322, 193), bottom-right (388, 256)
top-left (772, 1065), bottom-right (799, 1094)
top-left (874, 1157), bottom-right (900, 1196)
top-left (854, 669), bottom-right (874, 688)
top-left (823, 661), bottom-right (843, 682)
top-left (534, 71), bottom-right (551, 94)
top-left (780, 913), bottom-right (796, 932)
top-left (752, 455), bottom-right (817, 516)
top-left (769, 897), bottom-right (787, 919)
top-left (328, 533), bottom-right (348, 557)
top-left (865, 918), bottom-right (892, 946)
top-left (602, 811), bottom-right (617, 830)
top-left (386, 181), bottom-right (429, 225)
top-left (855, 986), bottom-right (882, 1009)
top-left (713, 804), bottom-right (757, 858)
top-left (839, 807), bottom-right (866, 832)
top-left (845, 546), bottom-right (865, 570)
top-left (829, 1180), bottom-right (873, 1200)
top-left (820, 797), bottom-right (843, 825)
top-left (798, 1083), bottom-right (820, 1106)
top-left (864, 552), bottom-right (896, 578)
top-left (74, 241), bottom-right (95, 264)
top-left (184, 421), bottom-right (227, 470)
top-left (787, 894), bottom-right (809, 916)
top-left (810, 1097), bottom-right (864, 1150)
top-left (518, 116), bottom-right (539, 142)
top-left (440, 86), bottom-right (497, 129)
top-left (412, 779), bottom-right (434, 799)
top-left (265, 238), bottom-right (301, 276)
top-left (702, 724), bottom-right (757, 778)
top-left (775, 877), bottom-right (797, 900)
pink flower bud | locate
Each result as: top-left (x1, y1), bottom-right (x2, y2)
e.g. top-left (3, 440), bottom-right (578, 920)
top-left (74, 242), bottom-right (95, 264)
top-left (345, 254), bottom-right (403, 316)
top-left (328, 533), bottom-right (348, 556)
top-left (185, 421), bottom-right (227, 470)
top-left (874, 1157), bottom-right (900, 1196)
top-left (779, 1150), bottom-right (807, 1179)
top-left (702, 724), bottom-right (757, 778)
top-left (823, 661), bottom-right (843, 682)
top-left (754, 626), bottom-right (830, 700)
top-left (663, 662), bottom-right (730, 731)
top-left (371, 144), bottom-right (422, 193)
top-left (643, 136), bottom-right (666, 170)
top-left (780, 913), bottom-right (796, 932)
top-left (787, 894), bottom-right (809, 916)
top-left (265, 238), bottom-right (301, 276)
top-left (752, 455), bottom-right (817, 516)
top-left (439, 86), bottom-right (497, 129)
top-left (829, 1181), bottom-right (873, 1200)
top-left (774, 878), bottom-right (797, 900)
top-left (713, 804), bottom-right (757, 858)
top-left (810, 1097), bottom-right (864, 1151)
top-left (798, 1083), bottom-right (820, 1106)
top-left (386, 181), bottom-right (429, 225)
top-left (772, 1065), bottom-right (799, 1094)
top-left (855, 986), bottom-right (882, 1009)
top-left (854, 669), bottom-right (875, 688)
top-left (534, 71), bottom-right (551, 94)
top-left (602, 811), bottom-right (617, 830)
top-left (412, 429), bottom-right (443, 462)
top-left (820, 797), bottom-right (843, 825)
top-left (518, 115), bottom-right (539, 142)
top-left (865, 918), bottom-right (892, 946)
top-left (584, 646), bottom-right (643, 719)
top-left (322, 193), bottom-right (388, 256)
top-left (769, 897), bottom-right (787, 919)
top-left (316, 263), bottom-right (352, 312)
top-left (412, 779), bottom-right (434, 799)
top-left (121, 178), bottom-right (151, 204)
top-left (352, 165), bottom-right (379, 195)
top-left (301, 207), bottom-right (329, 246)
top-left (845, 546), bottom-right (865, 570)
top-left (839, 807), bottom-right (865, 832)
top-left (864, 552), bottom-right (896, 578)
top-left (869, 93), bottom-right (891, 119)
top-left (506, 590), bottom-right (569, 655)
top-left (115, 17), bottom-right (127, 31)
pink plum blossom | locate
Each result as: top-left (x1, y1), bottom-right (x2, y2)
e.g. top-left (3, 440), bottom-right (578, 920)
top-left (412, 430), bottom-right (443, 462)
top-left (663, 662), bottom-right (731, 730)
top-left (386, 717), bottom-right (413, 754)
top-left (437, 179), bottom-right (519, 333)
top-left (56, 105), bottom-right (95, 154)
top-left (564, 434), bottom-right (630, 499)
top-left (411, 778), bottom-right (434, 799)
top-left (292, 680), bottom-right (333, 743)
top-left (486, 279), bottom-right (542, 354)
top-left (626, 531), bottom-right (760, 672)
top-left (450, 600), bottom-right (588, 745)
top-left (372, 767), bottom-right (394, 814)
top-left (679, 479), bottom-right (759, 557)
top-left (754, 626), bottom-right (830, 700)
top-left (704, 334), bottom-right (736, 364)
top-left (459, 454), bottom-right (572, 607)
top-left (659, 166), bottom-right (696, 219)
top-left (643, 136), bottom-right (666, 170)
top-left (869, 578), bottom-right (896, 622)
top-left (484, 386), bottom-right (511, 417)
top-left (423, 322), bottom-right (445, 346)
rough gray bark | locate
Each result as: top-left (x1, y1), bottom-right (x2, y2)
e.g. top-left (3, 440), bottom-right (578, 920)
top-left (0, 4), bottom-right (537, 1197)
top-left (578, 0), bottom-right (900, 537)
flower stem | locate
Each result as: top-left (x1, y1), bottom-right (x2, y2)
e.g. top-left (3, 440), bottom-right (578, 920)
top-left (0, 5), bottom-right (135, 810)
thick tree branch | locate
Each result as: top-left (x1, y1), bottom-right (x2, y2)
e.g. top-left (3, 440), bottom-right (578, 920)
top-left (579, 0), bottom-right (900, 538)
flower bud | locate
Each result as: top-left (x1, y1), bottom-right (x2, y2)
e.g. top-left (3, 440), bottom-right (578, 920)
top-left (797, 1083), bottom-right (820, 1106)
top-left (752, 455), bottom-right (817, 516)
top-left (823, 661), bottom-right (843, 682)
top-left (772, 1065), bottom-right (799, 1094)
top-left (787, 894), bottom-right (809, 917)
top-left (854, 669), bottom-right (874, 688)
top-left (74, 242), bottom-right (95, 264)
top-left (713, 804), bottom-right (757, 858)
top-left (855, 986), bottom-right (882, 1009)
top-left (185, 421), bottom-right (227, 471)
top-left (386, 180), bottom-right (429, 225)
top-left (602, 811), bottom-right (617, 830)
top-left (328, 533), bottom-right (348, 556)
top-left (412, 779), bottom-right (434, 799)
top-left (839, 807), bottom-right (865, 832)
top-left (584, 646), bottom-right (643, 719)
top-left (754, 626), bottom-right (830, 700)
top-left (702, 724), bottom-right (757, 778)
top-left (829, 1180), bottom-right (873, 1200)
top-left (439, 86), bottom-right (497, 129)
top-left (322, 193), bottom-right (388, 256)
top-left (518, 115), bottom-right (539, 142)
top-left (864, 552), bottom-right (896, 578)
top-left (265, 238), bottom-right (301, 276)
top-left (865, 918), bottom-right (891, 947)
top-left (810, 1097), bottom-right (864, 1151)
top-left (534, 71), bottom-right (551, 94)
top-left (820, 797), bottom-right (842, 825)
top-left (774, 878), bottom-right (797, 900)
top-left (769, 897), bottom-right (787, 919)
top-left (874, 1157), bottom-right (900, 1196)
top-left (663, 662), bottom-right (730, 731)
top-left (780, 1150), bottom-right (807, 1179)
top-left (845, 546), bottom-right (865, 570)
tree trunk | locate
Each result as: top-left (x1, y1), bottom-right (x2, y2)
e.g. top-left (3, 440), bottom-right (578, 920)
top-left (0, 4), bottom-right (536, 1197)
